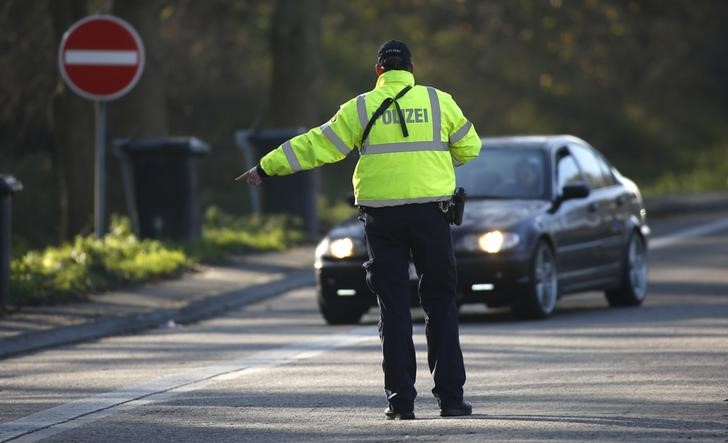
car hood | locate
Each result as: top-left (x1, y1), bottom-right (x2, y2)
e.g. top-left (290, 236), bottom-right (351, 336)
top-left (328, 219), bottom-right (365, 239)
top-left (327, 200), bottom-right (550, 240)
top-left (458, 199), bottom-right (550, 230)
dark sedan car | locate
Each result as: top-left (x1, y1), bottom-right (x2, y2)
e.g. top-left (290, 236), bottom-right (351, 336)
top-left (314, 135), bottom-right (650, 324)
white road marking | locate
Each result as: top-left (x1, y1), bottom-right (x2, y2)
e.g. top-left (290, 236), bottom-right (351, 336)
top-left (64, 50), bottom-right (138, 66)
top-left (649, 217), bottom-right (728, 250)
top-left (0, 326), bottom-right (377, 443)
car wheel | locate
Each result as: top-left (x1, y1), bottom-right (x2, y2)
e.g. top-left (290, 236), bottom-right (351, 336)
top-left (606, 232), bottom-right (648, 306)
top-left (317, 298), bottom-right (368, 325)
top-left (512, 240), bottom-right (559, 319)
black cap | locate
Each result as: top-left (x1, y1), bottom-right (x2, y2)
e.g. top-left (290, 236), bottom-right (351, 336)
top-left (377, 40), bottom-right (412, 69)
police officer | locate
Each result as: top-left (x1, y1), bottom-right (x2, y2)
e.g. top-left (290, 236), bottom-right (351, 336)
top-left (237, 40), bottom-right (481, 420)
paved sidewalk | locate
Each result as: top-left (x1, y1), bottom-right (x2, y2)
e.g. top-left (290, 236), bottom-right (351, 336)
top-left (0, 246), bottom-right (315, 359)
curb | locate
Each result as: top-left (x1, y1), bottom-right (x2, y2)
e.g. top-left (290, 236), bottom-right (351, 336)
top-left (0, 270), bottom-right (314, 360)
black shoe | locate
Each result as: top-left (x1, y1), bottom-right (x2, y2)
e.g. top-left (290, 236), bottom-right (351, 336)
top-left (440, 400), bottom-right (472, 417)
top-left (385, 406), bottom-right (415, 420)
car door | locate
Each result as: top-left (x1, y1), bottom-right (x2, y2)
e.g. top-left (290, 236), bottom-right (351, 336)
top-left (551, 149), bottom-right (602, 287)
top-left (592, 148), bottom-right (631, 271)
top-left (568, 143), bottom-right (623, 278)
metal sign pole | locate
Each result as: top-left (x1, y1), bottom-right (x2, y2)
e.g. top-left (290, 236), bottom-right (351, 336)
top-left (95, 100), bottom-right (107, 237)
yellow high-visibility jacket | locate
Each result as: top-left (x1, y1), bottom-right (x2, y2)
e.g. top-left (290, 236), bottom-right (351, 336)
top-left (259, 70), bottom-right (481, 207)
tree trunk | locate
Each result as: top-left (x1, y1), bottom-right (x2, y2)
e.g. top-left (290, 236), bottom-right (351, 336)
top-left (48, 0), bottom-right (94, 241)
top-left (267, 0), bottom-right (323, 239)
top-left (111, 0), bottom-right (169, 137)
top-left (269, 0), bottom-right (322, 127)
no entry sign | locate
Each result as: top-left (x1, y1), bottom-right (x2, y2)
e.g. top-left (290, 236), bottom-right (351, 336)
top-left (58, 15), bottom-right (145, 101)
top-left (57, 15), bottom-right (146, 237)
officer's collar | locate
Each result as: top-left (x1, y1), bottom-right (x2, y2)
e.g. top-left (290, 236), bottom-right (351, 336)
top-left (375, 70), bottom-right (415, 89)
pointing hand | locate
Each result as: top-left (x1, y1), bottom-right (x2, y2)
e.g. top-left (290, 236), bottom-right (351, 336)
top-left (235, 166), bottom-right (262, 186)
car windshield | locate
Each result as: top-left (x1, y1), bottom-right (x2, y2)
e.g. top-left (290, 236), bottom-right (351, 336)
top-left (455, 147), bottom-right (547, 199)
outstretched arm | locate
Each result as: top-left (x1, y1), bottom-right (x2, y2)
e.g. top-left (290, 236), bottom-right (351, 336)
top-left (235, 98), bottom-right (362, 185)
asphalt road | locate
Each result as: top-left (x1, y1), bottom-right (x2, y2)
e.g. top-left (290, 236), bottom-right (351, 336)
top-left (1, 211), bottom-right (727, 442)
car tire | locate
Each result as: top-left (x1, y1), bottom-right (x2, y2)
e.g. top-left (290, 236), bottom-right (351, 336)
top-left (317, 298), bottom-right (368, 325)
top-left (606, 231), bottom-right (648, 307)
top-left (512, 240), bottom-right (559, 320)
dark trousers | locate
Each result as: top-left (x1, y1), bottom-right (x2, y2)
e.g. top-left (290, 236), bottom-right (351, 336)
top-left (360, 202), bottom-right (466, 411)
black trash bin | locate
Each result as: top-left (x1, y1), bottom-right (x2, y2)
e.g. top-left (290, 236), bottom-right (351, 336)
top-left (247, 129), bottom-right (319, 237)
top-left (115, 137), bottom-right (209, 242)
top-left (0, 175), bottom-right (22, 307)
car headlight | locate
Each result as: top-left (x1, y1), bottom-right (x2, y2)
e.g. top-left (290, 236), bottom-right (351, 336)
top-left (315, 236), bottom-right (364, 261)
top-left (330, 238), bottom-right (355, 258)
top-left (455, 230), bottom-right (520, 254)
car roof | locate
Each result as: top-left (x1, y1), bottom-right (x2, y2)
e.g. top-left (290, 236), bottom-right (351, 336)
top-left (481, 135), bottom-right (589, 151)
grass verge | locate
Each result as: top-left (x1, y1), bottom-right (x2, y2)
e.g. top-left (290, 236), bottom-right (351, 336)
top-left (9, 208), bottom-right (303, 307)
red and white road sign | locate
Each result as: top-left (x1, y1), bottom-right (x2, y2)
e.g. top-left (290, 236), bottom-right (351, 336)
top-left (58, 15), bottom-right (145, 101)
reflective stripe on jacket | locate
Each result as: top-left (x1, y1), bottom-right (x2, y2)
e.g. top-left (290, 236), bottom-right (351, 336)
top-left (259, 70), bottom-right (481, 207)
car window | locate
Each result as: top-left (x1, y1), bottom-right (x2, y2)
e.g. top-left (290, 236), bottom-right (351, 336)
top-left (593, 150), bottom-right (617, 186)
top-left (455, 147), bottom-right (546, 199)
top-left (557, 154), bottom-right (582, 191)
top-left (569, 144), bottom-right (609, 188)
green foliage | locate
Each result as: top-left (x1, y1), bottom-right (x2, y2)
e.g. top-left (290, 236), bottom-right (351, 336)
top-left (4, 1), bottom-right (728, 249)
top-left (10, 216), bottom-right (187, 305)
top-left (9, 210), bottom-right (304, 306)
top-left (641, 146), bottom-right (728, 196)
top-left (184, 206), bottom-right (304, 262)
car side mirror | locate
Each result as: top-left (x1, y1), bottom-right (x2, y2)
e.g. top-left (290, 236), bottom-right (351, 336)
top-left (561, 183), bottom-right (590, 201)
